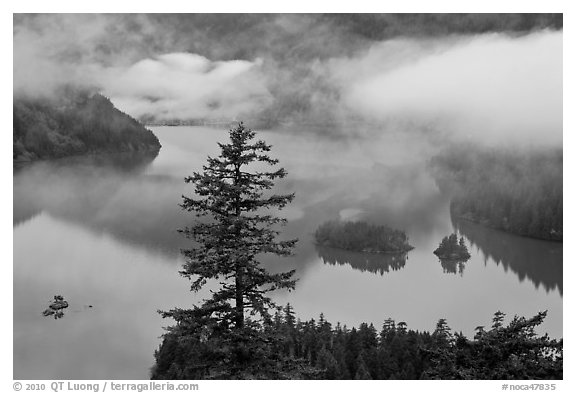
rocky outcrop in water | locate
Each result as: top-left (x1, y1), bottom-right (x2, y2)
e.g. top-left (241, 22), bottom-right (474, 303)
top-left (42, 295), bottom-right (69, 319)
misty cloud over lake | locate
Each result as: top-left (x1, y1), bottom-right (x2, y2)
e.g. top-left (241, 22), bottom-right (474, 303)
top-left (13, 14), bottom-right (562, 147)
top-left (342, 31), bottom-right (562, 146)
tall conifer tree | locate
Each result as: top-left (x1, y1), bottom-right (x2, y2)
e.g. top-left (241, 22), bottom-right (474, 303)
top-left (174, 122), bottom-right (297, 330)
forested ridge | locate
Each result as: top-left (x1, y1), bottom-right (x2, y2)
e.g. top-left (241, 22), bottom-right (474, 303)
top-left (13, 88), bottom-right (161, 162)
top-left (431, 147), bottom-right (562, 241)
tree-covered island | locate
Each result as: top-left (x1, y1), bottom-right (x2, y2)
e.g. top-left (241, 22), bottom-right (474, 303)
top-left (314, 220), bottom-right (414, 253)
top-left (433, 233), bottom-right (471, 261)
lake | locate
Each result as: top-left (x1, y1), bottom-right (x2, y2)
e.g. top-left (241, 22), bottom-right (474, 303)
top-left (13, 126), bottom-right (563, 379)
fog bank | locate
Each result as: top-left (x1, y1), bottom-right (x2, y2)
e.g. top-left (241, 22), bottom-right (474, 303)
top-left (13, 14), bottom-right (562, 147)
top-left (340, 31), bottom-right (562, 146)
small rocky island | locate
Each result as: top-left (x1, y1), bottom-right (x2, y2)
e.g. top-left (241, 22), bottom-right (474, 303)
top-left (433, 233), bottom-right (471, 261)
top-left (314, 220), bottom-right (414, 253)
top-left (42, 295), bottom-right (69, 319)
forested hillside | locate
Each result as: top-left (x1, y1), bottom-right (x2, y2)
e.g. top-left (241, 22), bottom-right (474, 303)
top-left (13, 89), bottom-right (161, 162)
top-left (152, 307), bottom-right (562, 380)
top-left (431, 147), bottom-right (562, 241)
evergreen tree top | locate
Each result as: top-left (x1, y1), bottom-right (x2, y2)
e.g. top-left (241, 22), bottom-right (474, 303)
top-left (164, 122), bottom-right (298, 332)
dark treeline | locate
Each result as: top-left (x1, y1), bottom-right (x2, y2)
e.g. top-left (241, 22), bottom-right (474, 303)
top-left (13, 87), bottom-right (161, 162)
top-left (314, 221), bottom-right (413, 253)
top-left (431, 147), bottom-right (562, 241)
top-left (152, 306), bottom-right (562, 380)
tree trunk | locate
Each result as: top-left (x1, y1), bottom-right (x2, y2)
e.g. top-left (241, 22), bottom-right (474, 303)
top-left (235, 265), bottom-right (244, 329)
top-left (234, 163), bottom-right (244, 329)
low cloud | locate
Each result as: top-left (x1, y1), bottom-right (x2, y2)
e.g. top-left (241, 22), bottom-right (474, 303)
top-left (336, 31), bottom-right (562, 146)
top-left (101, 53), bottom-right (272, 120)
top-left (13, 15), bottom-right (562, 147)
top-left (13, 14), bottom-right (109, 95)
top-left (13, 15), bottom-right (272, 120)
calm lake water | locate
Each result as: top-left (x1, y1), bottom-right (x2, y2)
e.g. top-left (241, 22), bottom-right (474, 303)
top-left (13, 126), bottom-right (562, 379)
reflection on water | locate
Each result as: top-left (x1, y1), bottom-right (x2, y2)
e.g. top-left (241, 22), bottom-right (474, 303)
top-left (452, 216), bottom-right (563, 296)
top-left (13, 149), bottom-right (160, 180)
top-left (316, 245), bottom-right (408, 275)
top-left (42, 310), bottom-right (65, 319)
top-left (13, 150), bottom-right (159, 227)
top-left (439, 259), bottom-right (466, 276)
top-left (13, 149), bottom-right (192, 257)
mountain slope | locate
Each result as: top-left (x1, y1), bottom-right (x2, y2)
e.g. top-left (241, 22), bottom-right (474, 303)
top-left (13, 90), bottom-right (161, 162)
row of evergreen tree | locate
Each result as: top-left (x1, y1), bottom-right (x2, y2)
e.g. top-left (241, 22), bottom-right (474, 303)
top-left (152, 305), bottom-right (562, 380)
